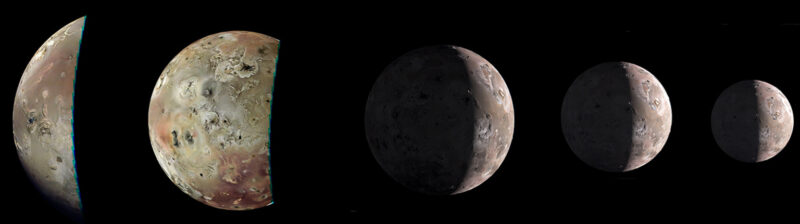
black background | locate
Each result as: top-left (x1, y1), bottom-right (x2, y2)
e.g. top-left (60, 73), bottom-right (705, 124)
top-left (3, 3), bottom-right (800, 222)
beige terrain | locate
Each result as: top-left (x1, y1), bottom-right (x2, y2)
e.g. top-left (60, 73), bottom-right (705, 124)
top-left (148, 31), bottom-right (278, 210)
top-left (562, 62), bottom-right (672, 172)
top-left (12, 17), bottom-right (85, 221)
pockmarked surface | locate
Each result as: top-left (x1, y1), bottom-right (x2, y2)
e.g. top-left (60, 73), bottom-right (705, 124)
top-left (12, 17), bottom-right (85, 221)
top-left (148, 31), bottom-right (278, 210)
top-left (366, 45), bottom-right (514, 195)
top-left (711, 80), bottom-right (793, 163)
top-left (561, 62), bottom-right (672, 172)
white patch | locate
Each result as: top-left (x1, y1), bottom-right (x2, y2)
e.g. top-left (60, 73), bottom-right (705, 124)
top-left (32, 48), bottom-right (45, 62)
top-left (218, 33), bottom-right (237, 41)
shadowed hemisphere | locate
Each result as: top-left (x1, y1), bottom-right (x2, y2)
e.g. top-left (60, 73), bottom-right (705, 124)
top-left (365, 46), bottom-right (476, 195)
top-left (711, 80), bottom-right (760, 163)
top-left (562, 62), bottom-right (634, 172)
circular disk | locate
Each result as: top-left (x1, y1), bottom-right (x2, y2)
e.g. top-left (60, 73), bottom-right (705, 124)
top-left (365, 45), bottom-right (514, 195)
top-left (561, 62), bottom-right (672, 172)
top-left (711, 80), bottom-right (793, 163)
top-left (148, 31), bottom-right (279, 210)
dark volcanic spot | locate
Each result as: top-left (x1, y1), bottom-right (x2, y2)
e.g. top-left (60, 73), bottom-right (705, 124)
top-left (258, 45), bottom-right (271, 55)
top-left (202, 88), bottom-right (213, 98)
top-left (185, 131), bottom-right (194, 144)
top-left (172, 130), bottom-right (180, 147)
top-left (241, 63), bottom-right (255, 71)
top-left (419, 92), bottom-right (429, 100)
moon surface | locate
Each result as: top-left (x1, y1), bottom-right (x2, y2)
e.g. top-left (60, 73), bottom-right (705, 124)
top-left (12, 17), bottom-right (84, 221)
top-left (148, 31), bottom-right (278, 210)
top-left (365, 45), bottom-right (514, 195)
top-left (711, 80), bottom-right (793, 163)
top-left (561, 62), bottom-right (672, 172)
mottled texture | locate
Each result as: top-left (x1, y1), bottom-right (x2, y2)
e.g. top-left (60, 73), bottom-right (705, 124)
top-left (561, 62), bottom-right (672, 172)
top-left (711, 80), bottom-right (793, 163)
top-left (12, 17), bottom-right (84, 221)
top-left (148, 31), bottom-right (278, 210)
top-left (365, 45), bottom-right (514, 195)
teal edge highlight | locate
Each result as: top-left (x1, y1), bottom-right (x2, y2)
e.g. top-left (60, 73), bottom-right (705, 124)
top-left (266, 40), bottom-right (279, 206)
top-left (71, 15), bottom-right (87, 212)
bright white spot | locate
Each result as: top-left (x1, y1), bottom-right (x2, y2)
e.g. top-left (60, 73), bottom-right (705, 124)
top-left (32, 49), bottom-right (45, 61)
